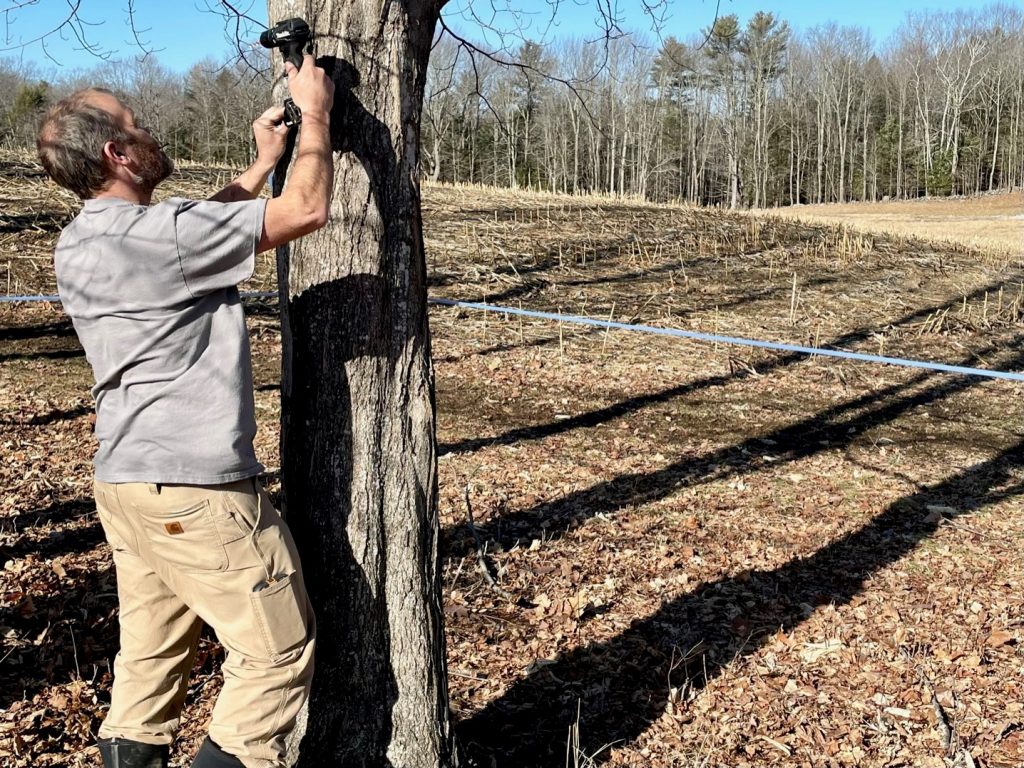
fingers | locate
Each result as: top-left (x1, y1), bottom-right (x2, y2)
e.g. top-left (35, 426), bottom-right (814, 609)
top-left (253, 106), bottom-right (289, 138)
top-left (284, 55), bottom-right (317, 78)
top-left (283, 54), bottom-right (334, 116)
top-left (257, 105), bottom-right (287, 125)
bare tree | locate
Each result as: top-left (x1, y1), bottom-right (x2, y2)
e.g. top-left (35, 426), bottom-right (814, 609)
top-left (423, 35), bottom-right (460, 182)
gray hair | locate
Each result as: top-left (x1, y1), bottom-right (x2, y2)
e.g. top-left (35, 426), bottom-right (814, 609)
top-left (37, 88), bottom-right (131, 200)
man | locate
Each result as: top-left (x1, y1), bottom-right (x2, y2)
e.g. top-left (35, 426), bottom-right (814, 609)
top-left (36, 55), bottom-right (334, 768)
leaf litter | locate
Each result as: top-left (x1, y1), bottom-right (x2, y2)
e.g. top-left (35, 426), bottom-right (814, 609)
top-left (1, 155), bottom-right (1023, 766)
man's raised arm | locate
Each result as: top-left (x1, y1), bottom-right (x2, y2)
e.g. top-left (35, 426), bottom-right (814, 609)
top-left (257, 54), bottom-right (335, 253)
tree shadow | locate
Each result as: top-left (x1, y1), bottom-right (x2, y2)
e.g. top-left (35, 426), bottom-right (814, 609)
top-left (433, 326), bottom-right (603, 365)
top-left (0, 319), bottom-right (75, 342)
top-left (440, 363), bottom-right (748, 459)
top-left (455, 242), bottom-right (724, 307)
top-left (445, 334), bottom-right (1024, 560)
top-left (241, 298), bottom-right (282, 320)
top-left (0, 348), bottom-right (84, 363)
top-left (31, 403), bottom-right (91, 425)
top-left (0, 161), bottom-right (47, 179)
top-left (0, 559), bottom-right (118, 712)
top-left (0, 402), bottom-right (91, 426)
top-left (446, 272), bottom-right (1024, 761)
top-left (439, 272), bottom-right (1024, 458)
top-left (0, 211), bottom-right (70, 235)
top-left (459, 431), bottom-right (1024, 765)
top-left (431, 270), bottom-right (841, 367)
top-left (0, 499), bottom-right (101, 567)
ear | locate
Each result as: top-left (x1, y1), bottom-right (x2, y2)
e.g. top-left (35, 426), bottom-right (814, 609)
top-left (102, 140), bottom-right (130, 166)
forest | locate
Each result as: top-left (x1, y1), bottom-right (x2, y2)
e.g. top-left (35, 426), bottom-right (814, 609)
top-left (1, 3), bottom-right (1022, 207)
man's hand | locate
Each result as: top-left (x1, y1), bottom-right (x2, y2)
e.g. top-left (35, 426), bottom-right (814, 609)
top-left (207, 105), bottom-right (289, 203)
top-left (285, 55), bottom-right (335, 121)
top-left (253, 106), bottom-right (290, 171)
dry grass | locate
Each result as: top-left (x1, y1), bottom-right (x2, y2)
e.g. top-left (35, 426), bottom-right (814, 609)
top-left (761, 193), bottom-right (1024, 260)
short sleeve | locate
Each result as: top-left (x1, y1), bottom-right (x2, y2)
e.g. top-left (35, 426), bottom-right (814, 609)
top-left (173, 198), bottom-right (267, 297)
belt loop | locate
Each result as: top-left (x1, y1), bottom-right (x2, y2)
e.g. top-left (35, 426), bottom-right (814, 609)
top-left (147, 483), bottom-right (161, 495)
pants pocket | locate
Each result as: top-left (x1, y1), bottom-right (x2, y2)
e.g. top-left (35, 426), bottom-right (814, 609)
top-left (133, 497), bottom-right (229, 572)
top-left (94, 482), bottom-right (138, 554)
top-left (216, 480), bottom-right (263, 545)
top-left (250, 572), bottom-right (309, 661)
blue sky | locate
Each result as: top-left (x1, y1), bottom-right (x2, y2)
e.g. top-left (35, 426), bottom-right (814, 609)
top-left (0, 0), bottom-right (1000, 75)
top-left (444, 0), bottom-right (995, 47)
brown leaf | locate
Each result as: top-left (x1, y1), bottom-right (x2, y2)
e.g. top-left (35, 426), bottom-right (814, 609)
top-left (986, 630), bottom-right (1016, 648)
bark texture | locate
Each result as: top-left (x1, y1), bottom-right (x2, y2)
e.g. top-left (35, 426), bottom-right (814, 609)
top-left (266, 1), bottom-right (454, 765)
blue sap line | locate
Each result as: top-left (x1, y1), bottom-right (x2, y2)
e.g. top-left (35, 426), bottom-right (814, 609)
top-left (5, 292), bottom-right (1022, 383)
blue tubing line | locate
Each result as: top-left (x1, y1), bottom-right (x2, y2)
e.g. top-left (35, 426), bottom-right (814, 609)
top-left (0, 294), bottom-right (60, 303)
top-left (0, 291), bottom-right (279, 303)
top-left (5, 292), bottom-right (1023, 382)
top-left (431, 298), bottom-right (1024, 383)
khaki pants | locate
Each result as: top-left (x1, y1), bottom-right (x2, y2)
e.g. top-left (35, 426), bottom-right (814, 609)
top-left (93, 478), bottom-right (315, 768)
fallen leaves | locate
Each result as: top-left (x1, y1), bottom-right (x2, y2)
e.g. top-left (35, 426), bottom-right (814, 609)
top-left (985, 629), bottom-right (1016, 648)
top-left (799, 639), bottom-right (845, 664)
top-left (5, 163), bottom-right (1024, 768)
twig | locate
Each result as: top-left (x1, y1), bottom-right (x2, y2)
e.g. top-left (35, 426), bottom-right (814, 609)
top-left (728, 355), bottom-right (761, 377)
top-left (449, 668), bottom-right (487, 681)
top-left (67, 620), bottom-right (81, 680)
top-left (0, 634), bottom-right (26, 666)
top-left (901, 647), bottom-right (953, 754)
top-left (464, 478), bottom-right (515, 600)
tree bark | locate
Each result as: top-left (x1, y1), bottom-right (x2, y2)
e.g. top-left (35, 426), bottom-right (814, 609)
top-left (267, 1), bottom-right (456, 766)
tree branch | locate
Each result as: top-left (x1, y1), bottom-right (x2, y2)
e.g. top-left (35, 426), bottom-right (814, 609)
top-left (437, 14), bottom-right (605, 136)
top-left (0, 0), bottom-right (111, 60)
top-left (125, 0), bottom-right (163, 59)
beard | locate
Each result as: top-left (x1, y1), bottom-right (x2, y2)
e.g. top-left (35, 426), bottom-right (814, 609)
top-left (127, 135), bottom-right (174, 192)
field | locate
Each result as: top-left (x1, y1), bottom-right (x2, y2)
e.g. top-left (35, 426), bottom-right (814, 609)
top-left (2, 158), bottom-right (1024, 767)
top-left (764, 194), bottom-right (1024, 260)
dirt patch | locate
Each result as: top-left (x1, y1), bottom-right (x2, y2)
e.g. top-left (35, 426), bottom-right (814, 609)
top-left (2, 164), bottom-right (1024, 767)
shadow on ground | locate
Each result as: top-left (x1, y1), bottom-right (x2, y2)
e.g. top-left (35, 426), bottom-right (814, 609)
top-left (453, 335), bottom-right (1024, 763)
top-left (458, 431), bottom-right (1023, 765)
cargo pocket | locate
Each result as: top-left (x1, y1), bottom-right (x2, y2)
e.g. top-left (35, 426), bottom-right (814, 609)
top-left (134, 498), bottom-right (229, 572)
top-left (251, 572), bottom-right (309, 661)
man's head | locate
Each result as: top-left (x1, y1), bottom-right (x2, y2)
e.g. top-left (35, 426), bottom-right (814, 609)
top-left (37, 88), bottom-right (173, 200)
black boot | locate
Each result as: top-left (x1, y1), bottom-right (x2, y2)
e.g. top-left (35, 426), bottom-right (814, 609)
top-left (191, 737), bottom-right (246, 767)
top-left (97, 737), bottom-right (169, 768)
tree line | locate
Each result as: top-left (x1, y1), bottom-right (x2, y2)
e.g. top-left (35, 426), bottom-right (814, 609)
top-left (0, 54), bottom-right (269, 168)
top-left (427, 3), bottom-right (1024, 206)
top-left (3, 3), bottom-right (1022, 207)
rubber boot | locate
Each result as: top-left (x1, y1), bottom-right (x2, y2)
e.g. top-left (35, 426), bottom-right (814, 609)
top-left (191, 737), bottom-right (246, 767)
top-left (97, 737), bottom-right (169, 768)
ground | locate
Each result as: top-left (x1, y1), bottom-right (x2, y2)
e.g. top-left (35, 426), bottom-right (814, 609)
top-left (1, 156), bottom-right (1023, 767)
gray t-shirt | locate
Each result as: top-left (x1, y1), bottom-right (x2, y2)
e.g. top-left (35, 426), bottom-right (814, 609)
top-left (54, 195), bottom-right (268, 485)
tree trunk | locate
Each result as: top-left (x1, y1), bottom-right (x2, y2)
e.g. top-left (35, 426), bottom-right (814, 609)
top-left (267, 1), bottom-right (456, 766)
